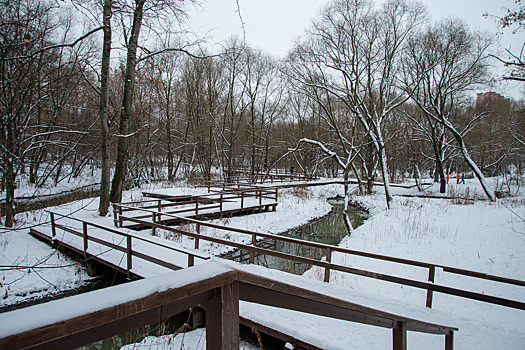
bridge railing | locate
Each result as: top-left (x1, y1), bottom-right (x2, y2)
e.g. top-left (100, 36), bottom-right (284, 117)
top-left (194, 171), bottom-right (317, 189)
top-left (115, 205), bottom-right (525, 311)
top-left (112, 187), bottom-right (278, 228)
top-left (46, 211), bottom-right (210, 277)
top-left (0, 262), bottom-right (458, 350)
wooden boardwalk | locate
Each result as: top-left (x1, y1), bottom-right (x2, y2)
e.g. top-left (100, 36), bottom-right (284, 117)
top-left (21, 202), bottom-right (525, 349)
top-left (32, 210), bottom-right (525, 311)
top-left (113, 187), bottom-right (278, 230)
top-left (30, 212), bottom-right (211, 279)
top-left (0, 261), bottom-right (458, 350)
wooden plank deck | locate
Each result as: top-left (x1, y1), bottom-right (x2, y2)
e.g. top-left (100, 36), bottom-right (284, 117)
top-left (114, 188), bottom-right (278, 230)
top-left (0, 261), bottom-right (458, 350)
top-left (30, 212), bottom-right (211, 279)
top-left (18, 207), bottom-right (525, 349)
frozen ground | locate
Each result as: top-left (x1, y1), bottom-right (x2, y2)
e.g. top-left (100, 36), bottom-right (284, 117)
top-left (1, 176), bottom-right (524, 349)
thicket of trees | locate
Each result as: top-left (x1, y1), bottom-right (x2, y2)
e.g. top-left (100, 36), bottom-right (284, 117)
top-left (1, 0), bottom-right (524, 226)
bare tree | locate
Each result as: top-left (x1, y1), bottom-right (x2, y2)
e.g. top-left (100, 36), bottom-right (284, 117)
top-left (109, 0), bottom-right (187, 203)
top-left (242, 49), bottom-right (284, 179)
top-left (218, 37), bottom-right (249, 180)
top-left (485, 0), bottom-right (525, 82)
top-left (406, 18), bottom-right (496, 201)
top-left (99, 0), bottom-right (113, 216)
top-left (287, 0), bottom-right (426, 208)
top-left (0, 0), bottom-right (100, 227)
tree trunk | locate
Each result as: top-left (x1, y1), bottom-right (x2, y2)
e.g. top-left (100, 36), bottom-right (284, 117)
top-left (3, 118), bottom-right (15, 227)
top-left (98, 0), bottom-right (112, 216)
top-left (365, 140), bottom-right (375, 194)
top-left (378, 144), bottom-right (393, 209)
top-left (442, 117), bottom-right (496, 201)
top-left (4, 165), bottom-right (15, 227)
top-left (110, 0), bottom-right (145, 203)
top-left (452, 130), bottom-right (496, 201)
top-left (343, 165), bottom-right (354, 235)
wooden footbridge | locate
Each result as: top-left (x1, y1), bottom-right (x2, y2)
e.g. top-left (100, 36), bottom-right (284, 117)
top-left (0, 261), bottom-right (458, 350)
top-left (4, 177), bottom-right (525, 349)
top-left (11, 193), bottom-right (523, 349)
top-left (112, 186), bottom-right (278, 230)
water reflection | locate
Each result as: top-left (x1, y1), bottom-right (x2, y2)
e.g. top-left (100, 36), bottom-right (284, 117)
top-left (224, 203), bottom-right (367, 274)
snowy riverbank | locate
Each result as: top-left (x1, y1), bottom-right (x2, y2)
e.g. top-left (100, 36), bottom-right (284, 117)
top-left (1, 177), bottom-right (524, 349)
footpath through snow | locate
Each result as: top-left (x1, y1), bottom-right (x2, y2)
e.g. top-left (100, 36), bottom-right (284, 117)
top-left (1, 178), bottom-right (524, 349)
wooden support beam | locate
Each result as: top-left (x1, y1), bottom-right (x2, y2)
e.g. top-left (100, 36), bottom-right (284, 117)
top-left (445, 331), bottom-right (454, 350)
top-left (239, 282), bottom-right (393, 329)
top-left (393, 321), bottom-right (407, 350)
top-left (324, 247), bottom-right (332, 282)
top-left (240, 317), bottom-right (323, 350)
top-left (426, 265), bottom-right (436, 308)
top-left (82, 222), bottom-right (88, 257)
top-left (205, 282), bottom-right (240, 350)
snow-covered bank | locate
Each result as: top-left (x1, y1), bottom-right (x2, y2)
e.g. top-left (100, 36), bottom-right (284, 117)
top-left (1, 177), bottom-right (524, 349)
top-left (0, 229), bottom-right (96, 309)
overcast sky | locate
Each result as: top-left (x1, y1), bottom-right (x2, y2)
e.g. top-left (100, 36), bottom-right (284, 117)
top-left (187, 0), bottom-right (524, 99)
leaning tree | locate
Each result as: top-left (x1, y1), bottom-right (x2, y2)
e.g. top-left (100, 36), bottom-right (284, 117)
top-left (287, 0), bottom-right (426, 211)
top-left (405, 18), bottom-right (496, 201)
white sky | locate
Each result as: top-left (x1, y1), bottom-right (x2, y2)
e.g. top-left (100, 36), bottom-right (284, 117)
top-left (187, 0), bottom-right (524, 99)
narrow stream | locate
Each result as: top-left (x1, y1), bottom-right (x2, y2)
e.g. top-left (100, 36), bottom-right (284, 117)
top-left (222, 200), bottom-right (367, 275)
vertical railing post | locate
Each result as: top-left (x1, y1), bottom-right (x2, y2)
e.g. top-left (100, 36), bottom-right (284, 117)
top-left (445, 331), bottom-right (454, 350)
top-left (220, 193), bottom-right (224, 216)
top-left (393, 321), bottom-right (407, 350)
top-left (157, 200), bottom-right (162, 224)
top-left (205, 283), bottom-right (240, 350)
top-left (118, 206), bottom-right (123, 228)
top-left (50, 212), bottom-right (56, 242)
top-left (195, 222), bottom-right (200, 250)
top-left (249, 232), bottom-right (256, 264)
top-left (83, 222), bottom-right (88, 257)
top-left (195, 197), bottom-right (199, 218)
top-left (113, 205), bottom-right (118, 227)
top-left (324, 247), bottom-right (332, 282)
top-left (127, 235), bottom-right (132, 278)
top-left (188, 254), bottom-right (195, 268)
top-left (426, 265), bottom-right (436, 308)
top-left (258, 189), bottom-right (262, 210)
top-left (151, 212), bottom-right (157, 236)
top-left (241, 191), bottom-right (244, 210)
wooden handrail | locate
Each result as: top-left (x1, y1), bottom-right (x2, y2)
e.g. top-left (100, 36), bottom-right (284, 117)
top-left (113, 205), bottom-right (525, 310)
top-left (115, 204), bottom-right (525, 286)
top-left (0, 262), bottom-right (457, 350)
top-left (47, 211), bottom-right (210, 270)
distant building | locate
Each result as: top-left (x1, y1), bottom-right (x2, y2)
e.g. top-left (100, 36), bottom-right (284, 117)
top-left (476, 92), bottom-right (511, 115)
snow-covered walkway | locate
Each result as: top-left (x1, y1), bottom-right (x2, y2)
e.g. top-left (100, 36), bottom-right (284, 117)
top-left (1, 178), bottom-right (524, 349)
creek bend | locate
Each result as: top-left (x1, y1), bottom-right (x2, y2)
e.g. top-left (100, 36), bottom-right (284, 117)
top-left (221, 200), bottom-right (368, 275)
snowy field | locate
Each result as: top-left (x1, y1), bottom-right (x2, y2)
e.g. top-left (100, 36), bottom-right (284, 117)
top-left (1, 176), bottom-right (524, 349)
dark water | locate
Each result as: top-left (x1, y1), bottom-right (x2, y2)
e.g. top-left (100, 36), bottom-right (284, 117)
top-left (223, 201), bottom-right (367, 275)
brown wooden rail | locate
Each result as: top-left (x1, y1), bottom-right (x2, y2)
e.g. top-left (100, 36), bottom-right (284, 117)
top-left (116, 204), bottom-right (525, 311)
top-left (38, 211), bottom-right (210, 278)
top-left (113, 187), bottom-right (278, 229)
top-left (0, 262), bottom-right (457, 350)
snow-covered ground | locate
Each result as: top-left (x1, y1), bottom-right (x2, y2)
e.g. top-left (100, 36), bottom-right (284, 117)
top-left (1, 176), bottom-right (524, 349)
